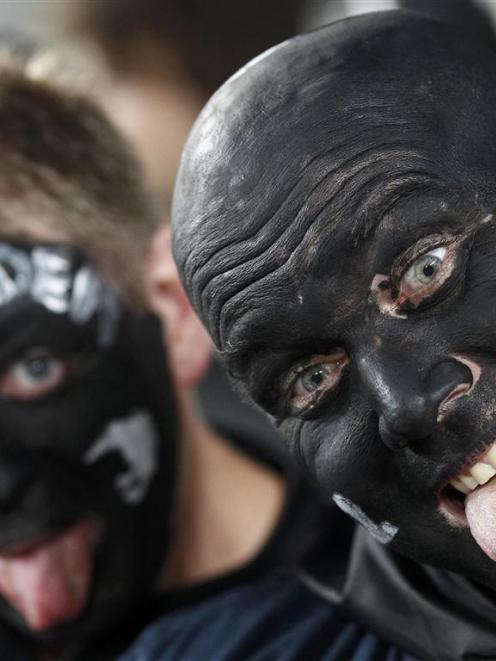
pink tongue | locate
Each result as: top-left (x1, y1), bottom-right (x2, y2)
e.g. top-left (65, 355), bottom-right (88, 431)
top-left (465, 478), bottom-right (496, 561)
top-left (0, 520), bottom-right (97, 631)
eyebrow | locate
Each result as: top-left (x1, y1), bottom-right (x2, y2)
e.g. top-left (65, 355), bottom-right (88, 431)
top-left (222, 309), bottom-right (349, 374)
top-left (348, 174), bottom-right (445, 247)
top-left (215, 169), bottom-right (448, 362)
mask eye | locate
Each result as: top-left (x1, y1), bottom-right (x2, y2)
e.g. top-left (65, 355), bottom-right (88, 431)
top-left (0, 349), bottom-right (68, 401)
top-left (288, 350), bottom-right (348, 413)
top-left (406, 247), bottom-right (446, 285)
top-left (396, 243), bottom-right (458, 309)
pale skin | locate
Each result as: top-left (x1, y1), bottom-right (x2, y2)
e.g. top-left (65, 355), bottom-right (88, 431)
top-left (98, 67), bottom-right (204, 221)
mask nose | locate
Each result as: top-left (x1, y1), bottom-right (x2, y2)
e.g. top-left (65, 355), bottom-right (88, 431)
top-left (359, 354), bottom-right (473, 450)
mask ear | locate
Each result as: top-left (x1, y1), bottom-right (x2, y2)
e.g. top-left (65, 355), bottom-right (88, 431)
top-left (145, 226), bottom-right (212, 387)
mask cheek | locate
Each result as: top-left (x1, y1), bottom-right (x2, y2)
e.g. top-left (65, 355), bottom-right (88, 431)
top-left (83, 409), bottom-right (160, 506)
top-left (298, 412), bottom-right (405, 528)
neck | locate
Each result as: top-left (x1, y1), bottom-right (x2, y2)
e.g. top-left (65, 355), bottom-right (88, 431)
top-left (156, 388), bottom-right (286, 590)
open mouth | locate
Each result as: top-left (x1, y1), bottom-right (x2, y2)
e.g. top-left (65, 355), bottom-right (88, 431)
top-left (439, 442), bottom-right (496, 561)
top-left (0, 517), bottom-right (101, 632)
top-left (440, 443), bottom-right (496, 523)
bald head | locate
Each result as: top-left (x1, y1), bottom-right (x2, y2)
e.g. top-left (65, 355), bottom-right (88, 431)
top-left (173, 11), bottom-right (496, 590)
top-left (174, 10), bottom-right (496, 339)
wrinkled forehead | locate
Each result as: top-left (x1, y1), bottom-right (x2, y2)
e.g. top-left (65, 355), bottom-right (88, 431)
top-left (215, 189), bottom-right (487, 359)
top-left (173, 11), bottom-right (496, 350)
top-left (0, 241), bottom-right (121, 349)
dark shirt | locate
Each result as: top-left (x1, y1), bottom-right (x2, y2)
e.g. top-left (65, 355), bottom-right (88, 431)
top-left (302, 524), bottom-right (496, 661)
top-left (119, 573), bottom-right (419, 661)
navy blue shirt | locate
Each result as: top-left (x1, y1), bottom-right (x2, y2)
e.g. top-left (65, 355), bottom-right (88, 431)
top-left (119, 574), bottom-right (419, 661)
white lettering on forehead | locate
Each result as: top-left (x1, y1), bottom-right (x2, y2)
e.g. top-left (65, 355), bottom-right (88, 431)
top-left (31, 247), bottom-right (72, 314)
top-left (69, 265), bottom-right (102, 324)
top-left (332, 493), bottom-right (398, 544)
top-left (0, 244), bottom-right (120, 344)
top-left (69, 266), bottom-right (120, 345)
top-left (84, 410), bottom-right (159, 505)
top-left (0, 244), bottom-right (32, 306)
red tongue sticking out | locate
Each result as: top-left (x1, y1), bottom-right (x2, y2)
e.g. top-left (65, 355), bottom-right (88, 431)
top-left (465, 478), bottom-right (496, 561)
top-left (0, 519), bottom-right (98, 631)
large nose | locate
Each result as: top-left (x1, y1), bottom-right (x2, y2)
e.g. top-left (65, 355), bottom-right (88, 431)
top-left (358, 353), bottom-right (473, 449)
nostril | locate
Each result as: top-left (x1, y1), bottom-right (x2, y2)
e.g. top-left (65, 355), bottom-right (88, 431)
top-left (451, 355), bottom-right (481, 392)
top-left (362, 353), bottom-right (479, 450)
top-left (426, 358), bottom-right (476, 424)
top-left (437, 382), bottom-right (472, 423)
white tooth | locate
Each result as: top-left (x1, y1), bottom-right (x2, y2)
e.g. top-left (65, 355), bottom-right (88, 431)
top-left (450, 478), bottom-right (470, 495)
top-left (469, 462), bottom-right (496, 486)
top-left (460, 474), bottom-right (479, 491)
top-left (486, 443), bottom-right (496, 469)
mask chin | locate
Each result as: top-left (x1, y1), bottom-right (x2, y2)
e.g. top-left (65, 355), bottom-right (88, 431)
top-left (373, 486), bottom-right (496, 592)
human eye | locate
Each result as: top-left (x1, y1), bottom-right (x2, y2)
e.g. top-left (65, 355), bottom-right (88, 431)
top-left (0, 348), bottom-right (69, 401)
top-left (284, 349), bottom-right (349, 414)
top-left (392, 235), bottom-right (462, 310)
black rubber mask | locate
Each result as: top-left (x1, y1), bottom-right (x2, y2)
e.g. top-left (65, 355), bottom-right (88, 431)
top-left (0, 241), bottom-right (177, 644)
top-left (173, 11), bottom-right (496, 593)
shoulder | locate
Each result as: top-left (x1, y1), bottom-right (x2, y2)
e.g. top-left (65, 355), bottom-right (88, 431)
top-left (119, 573), bottom-right (416, 661)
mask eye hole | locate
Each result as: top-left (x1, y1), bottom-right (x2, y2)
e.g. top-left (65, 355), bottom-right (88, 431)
top-left (395, 240), bottom-right (460, 310)
top-left (405, 247), bottom-right (445, 285)
top-left (0, 348), bottom-right (68, 401)
top-left (287, 349), bottom-right (348, 413)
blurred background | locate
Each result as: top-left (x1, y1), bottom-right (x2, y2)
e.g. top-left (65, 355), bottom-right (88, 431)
top-left (0, 0), bottom-right (494, 220)
top-left (5, 0), bottom-right (496, 43)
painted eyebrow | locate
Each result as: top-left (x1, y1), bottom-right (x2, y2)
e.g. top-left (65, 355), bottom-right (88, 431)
top-left (373, 185), bottom-right (485, 238)
top-left (345, 173), bottom-right (445, 245)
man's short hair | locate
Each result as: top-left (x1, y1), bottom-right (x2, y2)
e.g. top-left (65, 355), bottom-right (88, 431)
top-left (0, 52), bottom-right (160, 307)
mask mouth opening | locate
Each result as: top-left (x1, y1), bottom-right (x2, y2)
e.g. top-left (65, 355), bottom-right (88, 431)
top-left (0, 516), bottom-right (102, 633)
top-left (0, 515), bottom-right (102, 557)
top-left (438, 483), bottom-right (467, 526)
top-left (437, 440), bottom-right (496, 525)
top-left (441, 471), bottom-right (496, 562)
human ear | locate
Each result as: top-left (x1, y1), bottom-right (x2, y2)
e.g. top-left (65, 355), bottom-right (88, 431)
top-left (145, 225), bottom-right (213, 387)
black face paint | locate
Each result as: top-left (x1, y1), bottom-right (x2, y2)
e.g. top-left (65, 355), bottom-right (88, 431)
top-left (173, 11), bottom-right (496, 591)
top-left (0, 241), bottom-right (177, 643)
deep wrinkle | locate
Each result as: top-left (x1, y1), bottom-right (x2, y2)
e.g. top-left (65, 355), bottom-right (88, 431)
top-left (237, 209), bottom-right (489, 402)
top-left (173, 11), bottom-right (496, 591)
